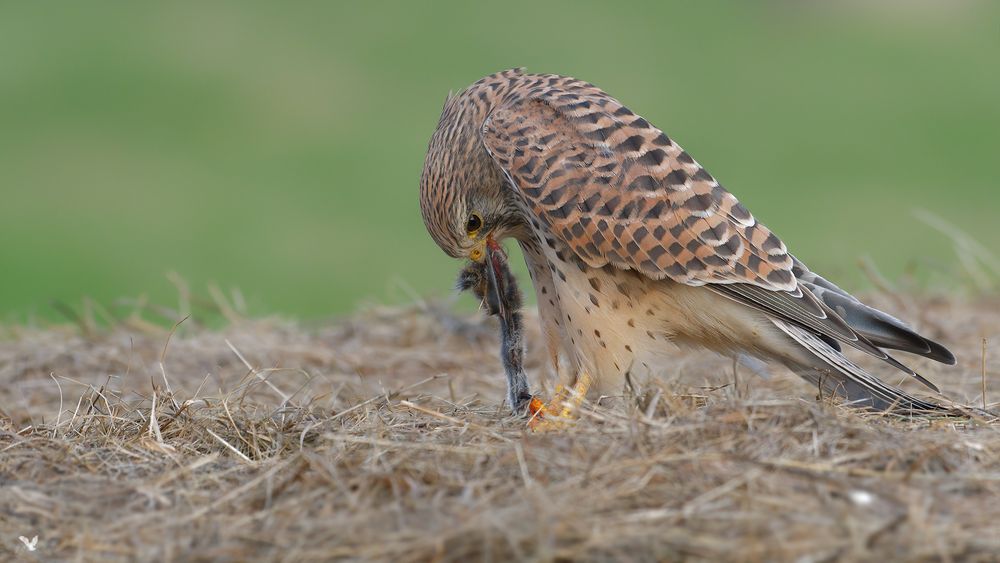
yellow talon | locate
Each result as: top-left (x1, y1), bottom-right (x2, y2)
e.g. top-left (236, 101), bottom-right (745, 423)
top-left (527, 372), bottom-right (593, 431)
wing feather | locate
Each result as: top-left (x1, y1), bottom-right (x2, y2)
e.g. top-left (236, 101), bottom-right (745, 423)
top-left (481, 93), bottom-right (795, 291)
top-left (772, 318), bottom-right (946, 412)
top-left (791, 257), bottom-right (956, 364)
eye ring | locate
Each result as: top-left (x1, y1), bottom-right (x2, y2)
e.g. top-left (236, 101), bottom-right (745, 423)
top-left (466, 212), bottom-right (483, 236)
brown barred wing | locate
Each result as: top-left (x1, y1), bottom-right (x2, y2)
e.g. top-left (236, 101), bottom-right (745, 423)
top-left (480, 88), bottom-right (940, 391)
top-left (480, 92), bottom-right (796, 291)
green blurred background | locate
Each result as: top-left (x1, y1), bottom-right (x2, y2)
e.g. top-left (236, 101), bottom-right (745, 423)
top-left (2, 1), bottom-right (998, 322)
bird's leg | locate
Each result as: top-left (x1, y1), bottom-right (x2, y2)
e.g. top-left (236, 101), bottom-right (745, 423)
top-left (528, 370), bottom-right (593, 431)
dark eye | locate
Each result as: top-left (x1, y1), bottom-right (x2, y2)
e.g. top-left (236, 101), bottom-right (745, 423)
top-left (466, 213), bottom-right (483, 235)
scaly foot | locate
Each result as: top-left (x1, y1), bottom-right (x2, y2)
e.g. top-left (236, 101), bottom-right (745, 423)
top-left (526, 373), bottom-right (593, 431)
top-left (527, 395), bottom-right (572, 431)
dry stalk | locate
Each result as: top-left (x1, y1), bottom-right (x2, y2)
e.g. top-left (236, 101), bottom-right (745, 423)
top-left (0, 298), bottom-right (997, 561)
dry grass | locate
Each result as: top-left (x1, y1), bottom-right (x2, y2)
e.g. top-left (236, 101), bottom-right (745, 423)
top-left (2, 293), bottom-right (999, 562)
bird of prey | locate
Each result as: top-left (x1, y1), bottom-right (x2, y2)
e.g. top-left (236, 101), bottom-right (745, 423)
top-left (419, 68), bottom-right (957, 424)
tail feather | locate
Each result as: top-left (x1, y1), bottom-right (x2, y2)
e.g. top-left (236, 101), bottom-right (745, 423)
top-left (771, 318), bottom-right (948, 413)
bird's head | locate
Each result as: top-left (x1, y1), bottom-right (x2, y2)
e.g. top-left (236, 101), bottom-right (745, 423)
top-left (418, 88), bottom-right (521, 266)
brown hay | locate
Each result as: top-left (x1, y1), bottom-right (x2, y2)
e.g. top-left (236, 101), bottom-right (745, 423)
top-left (1, 295), bottom-right (999, 561)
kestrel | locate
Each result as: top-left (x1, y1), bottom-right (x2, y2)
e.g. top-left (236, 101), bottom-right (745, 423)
top-left (420, 68), bottom-right (957, 421)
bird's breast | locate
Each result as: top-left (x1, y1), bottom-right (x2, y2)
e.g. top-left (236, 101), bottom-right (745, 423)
top-left (519, 230), bottom-right (775, 396)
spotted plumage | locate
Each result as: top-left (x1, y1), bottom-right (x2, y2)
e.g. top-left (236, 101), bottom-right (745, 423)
top-left (420, 69), bottom-right (957, 414)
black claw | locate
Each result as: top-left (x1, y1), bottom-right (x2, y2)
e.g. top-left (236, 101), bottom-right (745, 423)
top-left (456, 263), bottom-right (492, 310)
top-left (457, 261), bottom-right (502, 316)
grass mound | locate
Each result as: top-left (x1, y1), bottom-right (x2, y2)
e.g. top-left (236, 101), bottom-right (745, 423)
top-left (1, 295), bottom-right (998, 561)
